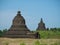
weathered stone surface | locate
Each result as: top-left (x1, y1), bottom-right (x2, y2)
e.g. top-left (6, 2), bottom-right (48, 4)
top-left (37, 18), bottom-right (46, 30)
top-left (4, 11), bottom-right (40, 38)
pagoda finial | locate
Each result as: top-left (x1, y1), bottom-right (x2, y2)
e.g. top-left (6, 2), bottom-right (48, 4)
top-left (17, 11), bottom-right (21, 16)
top-left (40, 18), bottom-right (43, 23)
top-left (17, 11), bottom-right (21, 14)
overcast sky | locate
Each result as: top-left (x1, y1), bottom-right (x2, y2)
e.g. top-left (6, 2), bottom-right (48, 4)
top-left (0, 0), bottom-right (60, 30)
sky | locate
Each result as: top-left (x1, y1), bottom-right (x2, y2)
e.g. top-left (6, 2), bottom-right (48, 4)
top-left (0, 0), bottom-right (60, 30)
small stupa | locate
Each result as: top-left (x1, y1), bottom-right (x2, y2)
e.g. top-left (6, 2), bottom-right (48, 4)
top-left (4, 11), bottom-right (40, 38)
top-left (36, 18), bottom-right (46, 30)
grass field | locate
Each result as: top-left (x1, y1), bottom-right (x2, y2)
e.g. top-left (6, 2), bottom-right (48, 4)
top-left (0, 31), bottom-right (60, 45)
top-left (0, 38), bottom-right (60, 45)
top-left (38, 31), bottom-right (60, 39)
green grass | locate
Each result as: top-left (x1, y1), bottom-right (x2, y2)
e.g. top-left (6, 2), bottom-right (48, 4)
top-left (34, 40), bottom-right (40, 45)
top-left (20, 42), bottom-right (26, 45)
top-left (0, 38), bottom-right (60, 45)
top-left (54, 41), bottom-right (60, 45)
top-left (5, 42), bottom-right (9, 45)
top-left (37, 30), bottom-right (60, 39)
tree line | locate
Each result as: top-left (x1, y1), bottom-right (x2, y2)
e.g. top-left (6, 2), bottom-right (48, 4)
top-left (0, 29), bottom-right (8, 37)
top-left (47, 28), bottom-right (60, 31)
top-left (0, 28), bottom-right (60, 37)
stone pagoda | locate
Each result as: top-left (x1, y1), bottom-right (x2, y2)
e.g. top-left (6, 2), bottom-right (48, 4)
top-left (36, 18), bottom-right (46, 30)
top-left (4, 11), bottom-right (40, 38)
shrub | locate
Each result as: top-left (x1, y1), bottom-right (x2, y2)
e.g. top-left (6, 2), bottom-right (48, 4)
top-left (20, 42), bottom-right (26, 45)
top-left (34, 40), bottom-right (40, 45)
top-left (51, 42), bottom-right (60, 45)
top-left (5, 42), bottom-right (9, 45)
top-left (0, 30), bottom-right (3, 37)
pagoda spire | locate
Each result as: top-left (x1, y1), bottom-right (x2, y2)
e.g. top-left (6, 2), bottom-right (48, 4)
top-left (17, 11), bottom-right (21, 14)
top-left (40, 18), bottom-right (43, 23)
top-left (36, 18), bottom-right (46, 30)
top-left (17, 11), bottom-right (21, 16)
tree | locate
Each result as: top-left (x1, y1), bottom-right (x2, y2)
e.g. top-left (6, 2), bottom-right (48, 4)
top-left (0, 30), bottom-right (3, 37)
top-left (0, 29), bottom-right (8, 37)
top-left (3, 29), bottom-right (8, 34)
top-left (57, 28), bottom-right (60, 31)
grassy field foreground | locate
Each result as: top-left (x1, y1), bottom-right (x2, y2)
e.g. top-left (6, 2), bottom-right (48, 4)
top-left (0, 38), bottom-right (60, 45)
top-left (38, 31), bottom-right (60, 39)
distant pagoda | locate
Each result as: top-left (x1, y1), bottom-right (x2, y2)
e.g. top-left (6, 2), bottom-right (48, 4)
top-left (36, 18), bottom-right (46, 30)
top-left (4, 11), bottom-right (40, 38)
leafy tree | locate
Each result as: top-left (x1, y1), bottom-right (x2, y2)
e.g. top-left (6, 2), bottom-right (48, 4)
top-left (50, 28), bottom-right (60, 32)
top-left (46, 28), bottom-right (49, 31)
top-left (3, 29), bottom-right (8, 34)
top-left (57, 28), bottom-right (60, 31)
top-left (0, 29), bottom-right (8, 37)
top-left (0, 30), bottom-right (3, 37)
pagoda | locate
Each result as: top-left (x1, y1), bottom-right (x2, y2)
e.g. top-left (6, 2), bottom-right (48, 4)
top-left (36, 18), bottom-right (46, 30)
top-left (4, 11), bottom-right (39, 38)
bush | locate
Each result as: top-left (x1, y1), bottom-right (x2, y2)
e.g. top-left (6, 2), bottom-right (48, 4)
top-left (3, 29), bottom-right (8, 34)
top-left (34, 40), bottom-right (47, 45)
top-left (0, 30), bottom-right (3, 37)
top-left (38, 30), bottom-right (60, 39)
top-left (20, 42), bottom-right (26, 45)
top-left (0, 29), bottom-right (8, 37)
top-left (5, 42), bottom-right (9, 45)
top-left (34, 40), bottom-right (40, 45)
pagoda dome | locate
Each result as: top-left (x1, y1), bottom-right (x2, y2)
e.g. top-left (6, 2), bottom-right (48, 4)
top-left (4, 11), bottom-right (40, 38)
top-left (13, 11), bottom-right (25, 25)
